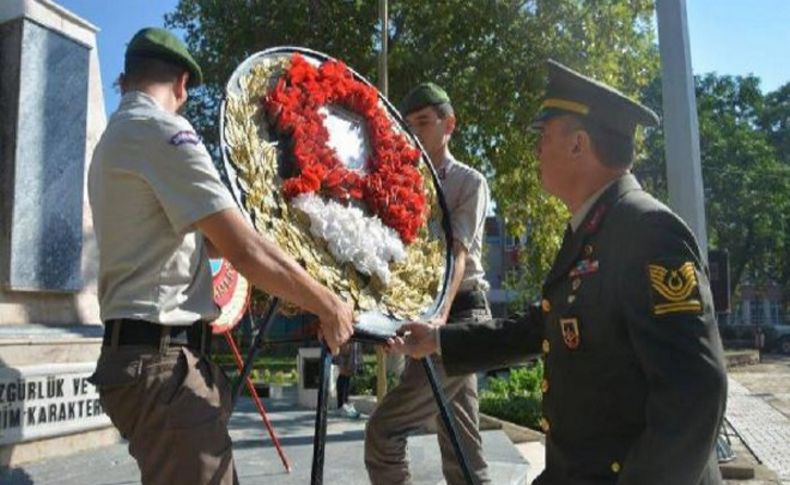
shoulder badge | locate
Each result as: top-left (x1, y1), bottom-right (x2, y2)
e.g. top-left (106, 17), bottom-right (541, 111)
top-left (647, 260), bottom-right (703, 316)
top-left (169, 130), bottom-right (201, 146)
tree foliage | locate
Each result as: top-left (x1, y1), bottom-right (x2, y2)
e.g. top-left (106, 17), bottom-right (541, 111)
top-left (165, 0), bottom-right (659, 301)
top-left (638, 75), bottom-right (790, 302)
top-left (762, 82), bottom-right (790, 161)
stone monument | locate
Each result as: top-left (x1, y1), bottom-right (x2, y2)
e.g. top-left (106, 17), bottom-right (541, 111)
top-left (0, 0), bottom-right (112, 467)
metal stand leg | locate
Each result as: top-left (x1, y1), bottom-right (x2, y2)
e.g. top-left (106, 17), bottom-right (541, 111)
top-left (224, 330), bottom-right (292, 473)
top-left (421, 357), bottom-right (476, 485)
top-left (232, 298), bottom-right (280, 408)
top-left (310, 344), bottom-right (332, 485)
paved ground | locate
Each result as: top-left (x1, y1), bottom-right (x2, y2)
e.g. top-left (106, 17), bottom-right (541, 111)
top-left (3, 355), bottom-right (789, 484)
top-left (0, 387), bottom-right (529, 484)
top-left (726, 354), bottom-right (790, 484)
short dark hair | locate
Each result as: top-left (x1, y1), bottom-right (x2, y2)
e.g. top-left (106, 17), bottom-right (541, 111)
top-left (431, 102), bottom-right (454, 120)
top-left (122, 56), bottom-right (188, 87)
top-left (567, 115), bottom-right (634, 169)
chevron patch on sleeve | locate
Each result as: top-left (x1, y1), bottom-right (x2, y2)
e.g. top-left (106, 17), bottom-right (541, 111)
top-left (647, 260), bottom-right (703, 316)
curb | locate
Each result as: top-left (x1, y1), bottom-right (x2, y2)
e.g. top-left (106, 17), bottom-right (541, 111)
top-left (479, 413), bottom-right (544, 444)
top-left (724, 350), bottom-right (760, 369)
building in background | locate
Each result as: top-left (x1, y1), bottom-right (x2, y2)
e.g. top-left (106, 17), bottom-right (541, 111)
top-left (483, 216), bottom-right (527, 318)
top-left (731, 284), bottom-right (786, 327)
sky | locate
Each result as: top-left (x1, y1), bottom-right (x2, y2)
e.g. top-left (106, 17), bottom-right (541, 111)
top-left (55, 0), bottom-right (790, 115)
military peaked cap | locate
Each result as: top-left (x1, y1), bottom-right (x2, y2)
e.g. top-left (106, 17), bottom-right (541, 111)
top-left (533, 59), bottom-right (659, 138)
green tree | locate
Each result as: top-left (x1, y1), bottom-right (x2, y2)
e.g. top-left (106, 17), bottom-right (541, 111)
top-left (760, 82), bottom-right (790, 306)
top-left (638, 75), bottom-right (790, 302)
top-left (166, 0), bottom-right (659, 301)
top-left (761, 82), bottom-right (790, 162)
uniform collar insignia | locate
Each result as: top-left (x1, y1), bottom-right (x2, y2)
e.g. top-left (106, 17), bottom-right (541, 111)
top-left (543, 174), bottom-right (642, 290)
top-left (583, 204), bottom-right (607, 234)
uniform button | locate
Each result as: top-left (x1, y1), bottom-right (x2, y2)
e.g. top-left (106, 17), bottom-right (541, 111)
top-left (567, 295), bottom-right (576, 304)
top-left (611, 461), bottom-right (621, 473)
top-left (541, 379), bottom-right (549, 393)
top-left (539, 417), bottom-right (550, 433)
top-left (542, 339), bottom-right (550, 354)
top-left (541, 299), bottom-right (551, 312)
top-left (571, 277), bottom-right (581, 291)
top-left (584, 244), bottom-right (594, 256)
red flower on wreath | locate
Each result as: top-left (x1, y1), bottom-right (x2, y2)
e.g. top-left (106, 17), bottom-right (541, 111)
top-left (263, 54), bottom-right (427, 244)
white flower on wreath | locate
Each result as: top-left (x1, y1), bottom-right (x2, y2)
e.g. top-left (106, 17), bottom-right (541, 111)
top-left (292, 193), bottom-right (406, 284)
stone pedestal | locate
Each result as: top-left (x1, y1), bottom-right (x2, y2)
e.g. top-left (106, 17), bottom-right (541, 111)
top-left (0, 0), bottom-right (109, 467)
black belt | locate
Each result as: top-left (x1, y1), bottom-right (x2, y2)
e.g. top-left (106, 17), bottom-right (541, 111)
top-left (449, 289), bottom-right (489, 316)
top-left (103, 318), bottom-right (211, 354)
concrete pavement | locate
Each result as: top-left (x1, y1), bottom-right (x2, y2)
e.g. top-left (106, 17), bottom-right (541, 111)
top-left (3, 355), bottom-right (789, 484)
top-left (726, 355), bottom-right (790, 484)
top-left (0, 387), bottom-right (530, 484)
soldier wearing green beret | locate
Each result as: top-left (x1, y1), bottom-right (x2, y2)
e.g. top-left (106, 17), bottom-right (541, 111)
top-left (88, 27), bottom-right (355, 484)
top-left (388, 60), bottom-right (728, 484)
top-left (365, 82), bottom-right (492, 484)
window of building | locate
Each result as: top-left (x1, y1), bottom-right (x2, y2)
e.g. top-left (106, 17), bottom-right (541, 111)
top-left (751, 299), bottom-right (765, 325)
top-left (769, 301), bottom-right (781, 325)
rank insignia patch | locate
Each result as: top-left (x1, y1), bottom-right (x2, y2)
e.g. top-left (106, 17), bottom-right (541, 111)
top-left (560, 317), bottom-right (580, 350)
top-left (647, 260), bottom-right (703, 316)
top-left (169, 130), bottom-right (201, 146)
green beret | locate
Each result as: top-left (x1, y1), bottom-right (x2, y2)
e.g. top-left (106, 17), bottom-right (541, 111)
top-left (400, 82), bottom-right (451, 116)
top-left (125, 27), bottom-right (203, 88)
top-left (532, 59), bottom-right (659, 138)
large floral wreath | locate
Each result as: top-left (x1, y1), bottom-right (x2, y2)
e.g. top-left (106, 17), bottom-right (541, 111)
top-left (266, 54), bottom-right (427, 244)
top-left (221, 49), bottom-right (447, 320)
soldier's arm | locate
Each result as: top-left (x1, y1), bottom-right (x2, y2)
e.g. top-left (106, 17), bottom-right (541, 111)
top-left (204, 238), bottom-right (221, 258)
top-left (616, 212), bottom-right (727, 484)
top-left (196, 208), bottom-right (354, 353)
top-left (439, 303), bottom-right (544, 376)
top-left (436, 170), bottom-right (489, 324)
top-left (143, 118), bottom-right (354, 353)
top-left (434, 241), bottom-right (468, 324)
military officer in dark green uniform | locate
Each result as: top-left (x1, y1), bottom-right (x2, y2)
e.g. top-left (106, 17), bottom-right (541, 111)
top-left (388, 60), bottom-right (728, 484)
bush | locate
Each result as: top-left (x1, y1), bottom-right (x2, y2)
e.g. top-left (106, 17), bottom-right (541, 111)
top-left (479, 361), bottom-right (543, 430)
top-left (213, 353), bottom-right (297, 375)
top-left (249, 368), bottom-right (298, 385)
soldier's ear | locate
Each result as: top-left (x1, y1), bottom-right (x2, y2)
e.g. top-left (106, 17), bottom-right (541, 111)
top-left (173, 71), bottom-right (190, 106)
top-left (443, 113), bottom-right (456, 135)
top-left (571, 129), bottom-right (588, 157)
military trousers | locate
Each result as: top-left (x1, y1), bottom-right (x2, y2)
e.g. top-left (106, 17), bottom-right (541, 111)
top-left (90, 344), bottom-right (236, 485)
top-left (365, 305), bottom-right (491, 485)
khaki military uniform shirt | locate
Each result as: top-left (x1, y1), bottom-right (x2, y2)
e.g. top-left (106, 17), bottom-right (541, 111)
top-left (89, 91), bottom-right (237, 326)
top-left (438, 155), bottom-right (490, 292)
